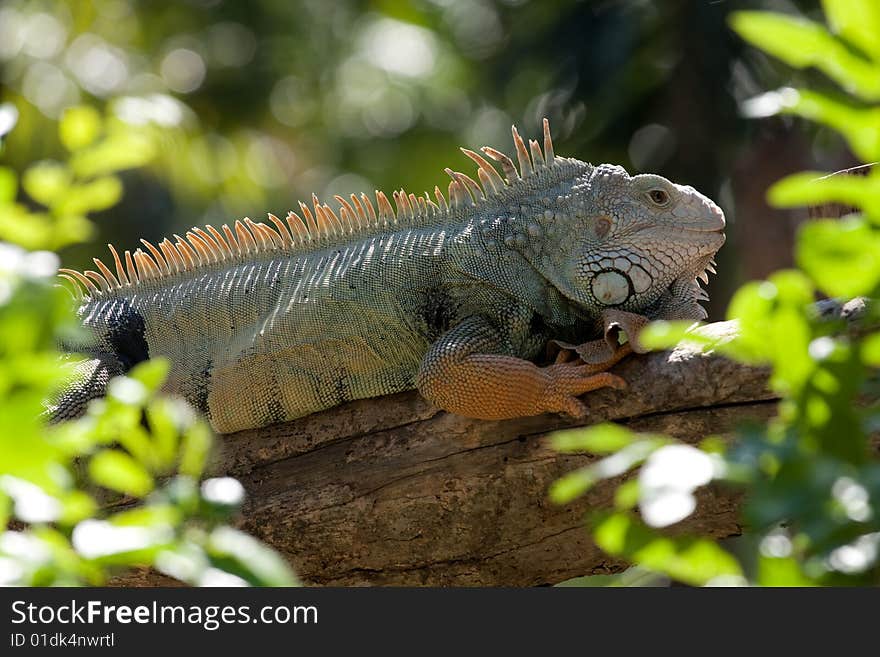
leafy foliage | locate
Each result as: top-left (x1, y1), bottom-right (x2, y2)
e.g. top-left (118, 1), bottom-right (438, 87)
top-left (0, 109), bottom-right (297, 587)
top-left (553, 1), bottom-right (880, 587)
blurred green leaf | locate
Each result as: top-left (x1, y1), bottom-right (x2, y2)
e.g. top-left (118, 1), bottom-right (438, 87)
top-left (766, 306), bottom-right (813, 392)
top-left (59, 106), bottom-right (103, 152)
top-left (554, 573), bottom-right (620, 587)
top-left (200, 477), bottom-right (245, 513)
top-left (783, 90), bottom-right (880, 162)
top-left (32, 526), bottom-right (104, 585)
top-left (697, 437), bottom-right (725, 457)
top-left (107, 376), bottom-right (149, 407)
top-left (151, 541), bottom-right (210, 584)
top-left (860, 332), bottom-right (880, 366)
top-left (109, 504), bottom-right (181, 527)
top-left (592, 512), bottom-right (743, 586)
top-left (55, 176), bottom-right (123, 216)
top-left (822, 0), bottom-right (880, 62)
top-left (725, 271), bottom-right (814, 376)
top-left (758, 555), bottom-right (815, 586)
top-left (0, 494), bottom-right (9, 529)
top-left (48, 413), bottom-right (100, 455)
top-left (0, 420), bottom-right (64, 490)
top-left (22, 162), bottom-right (71, 208)
top-left (146, 399), bottom-right (181, 470)
top-left (69, 132), bottom-right (156, 178)
top-left (0, 103), bottom-right (19, 141)
top-left (730, 11), bottom-right (880, 100)
top-left (744, 87), bottom-right (880, 163)
top-left (797, 217), bottom-right (880, 298)
top-left (725, 284), bottom-right (776, 352)
top-left (0, 167), bottom-right (17, 204)
top-left (613, 479), bottom-right (640, 510)
top-left (163, 476), bottom-right (200, 514)
top-left (551, 423), bottom-right (634, 454)
top-left (128, 358), bottom-right (170, 393)
top-left (179, 422), bottom-right (212, 479)
top-left (114, 424), bottom-right (157, 474)
top-left (639, 319), bottom-right (739, 355)
top-left (638, 320), bottom-right (695, 350)
top-left (58, 490), bottom-right (97, 526)
top-left (89, 450), bottom-right (155, 497)
top-left (0, 206), bottom-right (54, 250)
top-left (73, 519), bottom-right (171, 566)
top-left (555, 566), bottom-right (670, 587)
top-left (207, 526), bottom-right (299, 586)
top-left (52, 214), bottom-right (95, 250)
top-left (549, 438), bottom-right (666, 504)
top-left (549, 467), bottom-right (597, 505)
top-left (768, 170), bottom-right (880, 217)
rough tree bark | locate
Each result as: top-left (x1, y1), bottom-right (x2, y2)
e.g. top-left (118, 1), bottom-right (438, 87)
top-left (114, 318), bottom-right (790, 587)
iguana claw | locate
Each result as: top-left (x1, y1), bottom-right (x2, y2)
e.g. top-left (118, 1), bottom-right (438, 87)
top-left (539, 366), bottom-right (627, 418)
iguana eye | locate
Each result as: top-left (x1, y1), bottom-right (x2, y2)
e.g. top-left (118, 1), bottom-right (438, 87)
top-left (648, 189), bottom-right (669, 206)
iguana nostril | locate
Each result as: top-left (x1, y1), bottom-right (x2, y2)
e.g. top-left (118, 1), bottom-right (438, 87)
top-left (683, 200), bottom-right (725, 232)
top-left (712, 204), bottom-right (726, 230)
top-left (704, 200), bottom-right (726, 231)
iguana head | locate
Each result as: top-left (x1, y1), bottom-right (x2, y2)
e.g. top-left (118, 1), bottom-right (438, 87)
top-left (552, 162), bottom-right (726, 321)
top-left (476, 121), bottom-right (726, 322)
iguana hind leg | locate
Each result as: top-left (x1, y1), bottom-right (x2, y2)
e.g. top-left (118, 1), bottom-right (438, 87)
top-left (417, 315), bottom-right (627, 420)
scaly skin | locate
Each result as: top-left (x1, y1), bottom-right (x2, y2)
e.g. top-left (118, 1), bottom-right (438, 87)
top-left (53, 120), bottom-right (725, 433)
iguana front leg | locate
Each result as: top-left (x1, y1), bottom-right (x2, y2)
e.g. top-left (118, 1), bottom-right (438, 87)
top-left (416, 316), bottom-right (626, 420)
top-left (549, 309), bottom-right (651, 365)
top-left (546, 285), bottom-right (706, 369)
top-left (48, 352), bottom-right (125, 423)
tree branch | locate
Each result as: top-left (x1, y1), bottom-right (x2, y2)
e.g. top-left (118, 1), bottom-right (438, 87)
top-left (146, 318), bottom-right (774, 587)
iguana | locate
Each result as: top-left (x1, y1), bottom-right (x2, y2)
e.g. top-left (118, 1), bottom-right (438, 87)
top-left (53, 120), bottom-right (725, 434)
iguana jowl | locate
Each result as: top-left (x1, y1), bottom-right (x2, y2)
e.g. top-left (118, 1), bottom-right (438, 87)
top-left (54, 120), bottom-right (725, 433)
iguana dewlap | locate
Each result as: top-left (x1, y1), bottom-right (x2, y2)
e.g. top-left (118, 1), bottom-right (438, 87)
top-left (54, 120), bottom-right (725, 433)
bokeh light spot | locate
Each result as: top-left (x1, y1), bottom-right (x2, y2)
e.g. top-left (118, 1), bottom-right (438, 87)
top-left (161, 48), bottom-right (206, 94)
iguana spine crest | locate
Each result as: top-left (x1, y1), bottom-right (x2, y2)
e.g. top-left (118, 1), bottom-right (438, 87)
top-left (59, 119), bottom-right (570, 302)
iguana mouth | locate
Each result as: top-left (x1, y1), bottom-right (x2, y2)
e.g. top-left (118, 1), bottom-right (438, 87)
top-left (688, 199), bottom-right (726, 233)
top-left (674, 224), bottom-right (726, 256)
